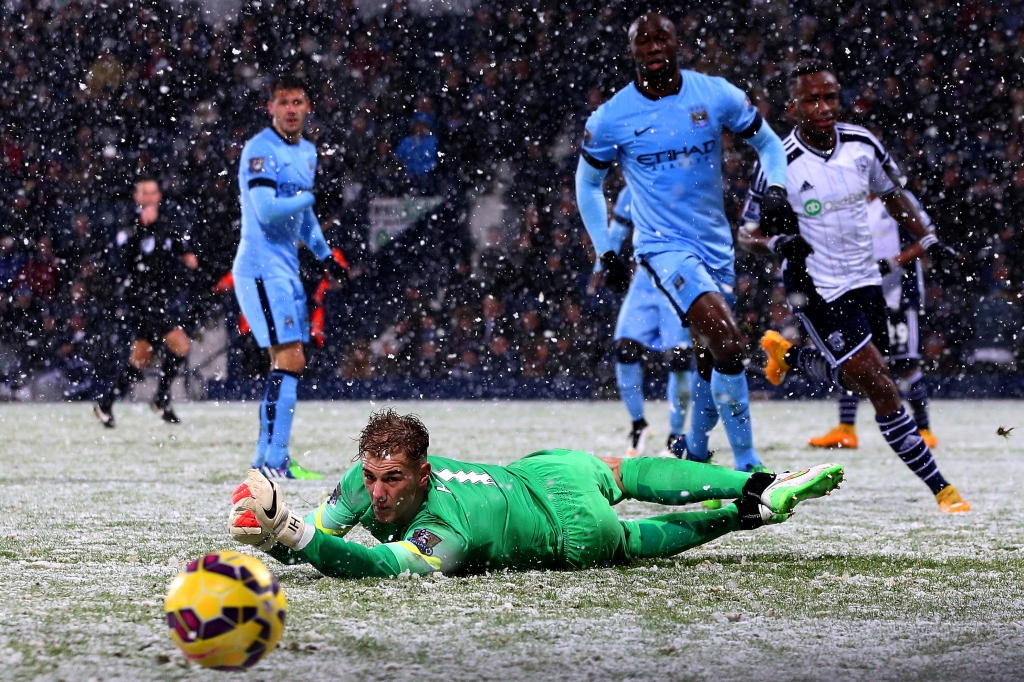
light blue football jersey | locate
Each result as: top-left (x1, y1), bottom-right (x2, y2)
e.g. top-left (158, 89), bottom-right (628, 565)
top-left (233, 127), bottom-right (323, 279)
top-left (609, 184), bottom-right (633, 253)
top-left (582, 70), bottom-right (760, 271)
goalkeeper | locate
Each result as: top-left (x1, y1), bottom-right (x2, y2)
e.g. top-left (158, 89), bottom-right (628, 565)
top-left (230, 409), bottom-right (843, 577)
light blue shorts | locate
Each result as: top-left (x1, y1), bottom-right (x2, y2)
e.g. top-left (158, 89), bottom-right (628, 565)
top-left (613, 267), bottom-right (691, 351)
top-left (636, 251), bottom-right (736, 323)
top-left (233, 275), bottom-right (308, 348)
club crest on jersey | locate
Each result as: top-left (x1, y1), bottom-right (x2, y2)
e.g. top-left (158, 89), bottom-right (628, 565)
top-left (284, 316), bottom-right (295, 327)
top-left (249, 157), bottom-right (264, 173)
top-left (327, 483), bottom-right (342, 507)
top-left (804, 198), bottom-right (823, 216)
top-left (408, 528), bottom-right (442, 556)
top-left (583, 129), bottom-right (593, 147)
top-left (673, 274), bottom-right (686, 290)
top-left (856, 156), bottom-right (871, 175)
top-left (690, 105), bottom-right (709, 128)
top-left (828, 331), bottom-right (846, 352)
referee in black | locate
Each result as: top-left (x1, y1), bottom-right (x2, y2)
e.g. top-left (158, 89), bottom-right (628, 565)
top-left (94, 177), bottom-right (199, 427)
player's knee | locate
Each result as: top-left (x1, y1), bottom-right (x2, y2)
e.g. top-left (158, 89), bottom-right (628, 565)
top-left (710, 337), bottom-right (745, 368)
top-left (890, 357), bottom-right (918, 378)
top-left (273, 342), bottom-right (306, 373)
top-left (616, 340), bottom-right (644, 365)
top-left (165, 329), bottom-right (191, 357)
top-left (130, 342), bottom-right (153, 369)
top-left (667, 346), bottom-right (692, 373)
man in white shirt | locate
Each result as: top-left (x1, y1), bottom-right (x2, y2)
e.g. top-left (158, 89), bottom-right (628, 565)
top-left (807, 191), bottom-right (938, 451)
top-left (738, 58), bottom-right (968, 514)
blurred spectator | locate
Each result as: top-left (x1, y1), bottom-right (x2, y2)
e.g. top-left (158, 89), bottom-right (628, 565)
top-left (17, 237), bottom-right (60, 301)
top-left (967, 263), bottom-right (1023, 369)
top-left (0, 236), bottom-right (26, 292)
top-left (395, 113), bottom-right (438, 184)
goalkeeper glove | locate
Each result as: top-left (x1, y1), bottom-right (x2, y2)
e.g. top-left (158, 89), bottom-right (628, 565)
top-left (229, 469), bottom-right (314, 551)
top-left (599, 251), bottom-right (631, 293)
top-left (759, 184), bottom-right (800, 236)
top-left (768, 234), bottom-right (814, 262)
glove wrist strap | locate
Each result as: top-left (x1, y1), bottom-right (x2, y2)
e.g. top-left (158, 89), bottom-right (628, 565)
top-left (275, 510), bottom-right (314, 550)
top-left (919, 233), bottom-right (938, 249)
top-left (767, 235), bottom-right (781, 253)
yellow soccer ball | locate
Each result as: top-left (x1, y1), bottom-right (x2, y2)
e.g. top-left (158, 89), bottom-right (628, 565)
top-left (164, 551), bottom-right (287, 670)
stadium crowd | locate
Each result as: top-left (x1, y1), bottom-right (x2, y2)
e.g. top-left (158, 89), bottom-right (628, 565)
top-left (1, 0), bottom-right (1023, 397)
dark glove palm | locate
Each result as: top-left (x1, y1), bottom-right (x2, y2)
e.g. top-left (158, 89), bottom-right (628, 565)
top-left (759, 185), bottom-right (800, 236)
top-left (772, 234), bottom-right (814, 262)
top-left (600, 251), bottom-right (631, 293)
top-left (926, 242), bottom-right (958, 282)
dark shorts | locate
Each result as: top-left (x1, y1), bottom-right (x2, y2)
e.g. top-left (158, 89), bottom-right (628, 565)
top-left (793, 285), bottom-right (889, 367)
top-left (133, 293), bottom-right (192, 345)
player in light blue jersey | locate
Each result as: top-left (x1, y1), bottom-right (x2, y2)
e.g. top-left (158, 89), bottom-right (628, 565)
top-left (233, 75), bottom-right (348, 480)
top-left (577, 13), bottom-right (792, 472)
top-left (604, 184), bottom-right (695, 457)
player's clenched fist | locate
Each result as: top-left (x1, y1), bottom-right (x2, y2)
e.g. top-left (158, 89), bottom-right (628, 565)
top-left (229, 469), bottom-right (314, 551)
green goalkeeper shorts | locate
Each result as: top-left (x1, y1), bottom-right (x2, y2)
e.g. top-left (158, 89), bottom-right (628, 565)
top-left (508, 449), bottom-right (630, 569)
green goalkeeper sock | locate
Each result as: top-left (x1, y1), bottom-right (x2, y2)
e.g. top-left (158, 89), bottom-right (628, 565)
top-left (624, 505), bottom-right (741, 559)
top-left (620, 456), bottom-right (752, 505)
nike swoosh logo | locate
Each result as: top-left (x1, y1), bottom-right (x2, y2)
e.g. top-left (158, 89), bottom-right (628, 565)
top-left (634, 127), bottom-right (653, 136)
top-left (266, 486), bottom-right (279, 519)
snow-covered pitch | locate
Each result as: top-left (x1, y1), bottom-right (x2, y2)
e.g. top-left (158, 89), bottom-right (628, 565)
top-left (2, 399), bottom-right (1023, 681)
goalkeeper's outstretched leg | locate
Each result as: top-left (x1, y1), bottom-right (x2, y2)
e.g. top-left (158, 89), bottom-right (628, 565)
top-left (605, 456), bottom-right (844, 559)
top-left (608, 455), bottom-right (843, 514)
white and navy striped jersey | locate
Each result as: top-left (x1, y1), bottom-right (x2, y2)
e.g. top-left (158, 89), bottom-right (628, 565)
top-left (867, 191), bottom-right (928, 312)
top-left (743, 122), bottom-right (901, 302)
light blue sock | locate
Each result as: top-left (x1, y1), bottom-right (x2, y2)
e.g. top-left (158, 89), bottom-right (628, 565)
top-left (686, 372), bottom-right (718, 462)
top-left (667, 370), bottom-right (691, 435)
top-left (263, 370), bottom-right (299, 469)
top-left (711, 369), bottom-right (761, 471)
top-left (616, 362), bottom-right (646, 423)
top-left (252, 376), bottom-right (273, 467)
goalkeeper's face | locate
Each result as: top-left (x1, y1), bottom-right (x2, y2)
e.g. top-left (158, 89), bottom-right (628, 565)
top-left (362, 453), bottom-right (432, 525)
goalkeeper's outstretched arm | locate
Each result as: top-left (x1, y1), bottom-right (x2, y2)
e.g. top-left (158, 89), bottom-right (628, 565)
top-left (229, 469), bottom-right (448, 578)
top-left (265, 531), bottom-right (439, 578)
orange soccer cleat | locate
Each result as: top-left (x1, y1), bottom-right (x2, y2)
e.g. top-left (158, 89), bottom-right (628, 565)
top-left (808, 423), bottom-right (859, 449)
top-left (760, 330), bottom-right (792, 386)
top-left (920, 428), bottom-right (938, 449)
top-left (936, 485), bottom-right (970, 513)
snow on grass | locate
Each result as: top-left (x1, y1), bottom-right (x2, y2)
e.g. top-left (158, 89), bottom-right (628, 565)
top-left (2, 399), bottom-right (1024, 681)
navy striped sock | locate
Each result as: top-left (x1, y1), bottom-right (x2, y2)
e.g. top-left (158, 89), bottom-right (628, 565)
top-left (838, 393), bottom-right (859, 425)
top-left (785, 346), bottom-right (842, 388)
top-left (904, 371), bottom-right (930, 431)
top-left (876, 406), bottom-right (948, 494)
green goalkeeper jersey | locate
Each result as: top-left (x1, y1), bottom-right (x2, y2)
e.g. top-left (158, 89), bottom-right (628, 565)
top-left (267, 453), bottom-right (568, 578)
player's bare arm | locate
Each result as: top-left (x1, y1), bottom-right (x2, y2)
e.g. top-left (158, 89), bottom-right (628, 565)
top-left (880, 190), bottom-right (930, 240)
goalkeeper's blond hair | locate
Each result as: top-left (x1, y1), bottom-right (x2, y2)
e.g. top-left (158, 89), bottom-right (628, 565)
top-left (356, 408), bottom-right (430, 464)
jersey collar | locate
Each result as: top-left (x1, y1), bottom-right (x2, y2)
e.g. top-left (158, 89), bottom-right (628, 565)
top-left (269, 125), bottom-right (302, 146)
top-left (633, 70), bottom-right (683, 101)
top-left (794, 128), bottom-right (840, 161)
